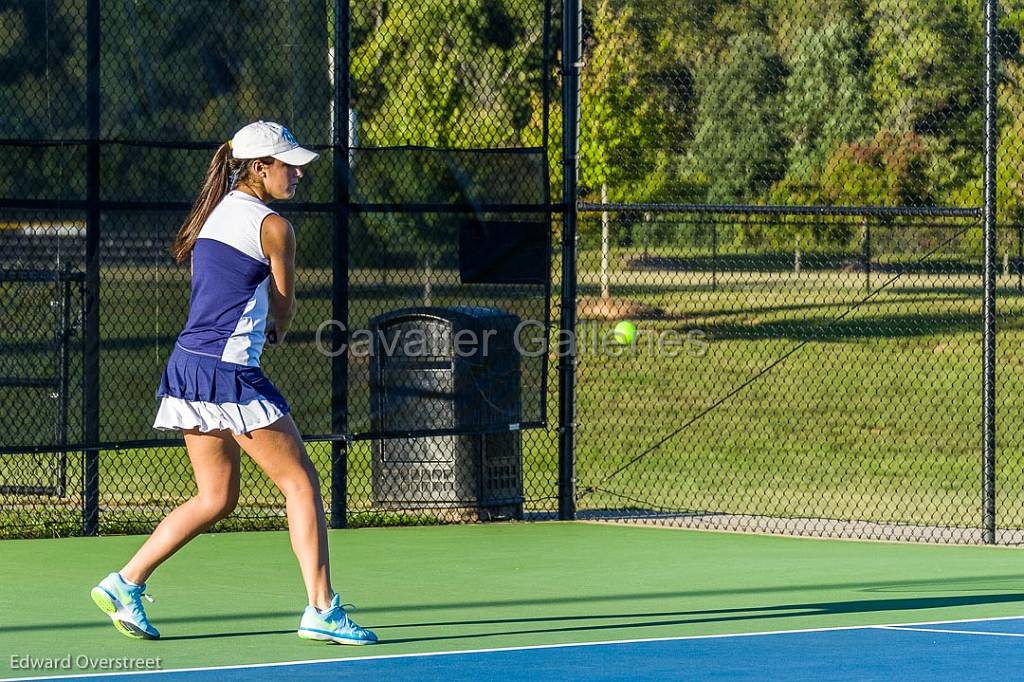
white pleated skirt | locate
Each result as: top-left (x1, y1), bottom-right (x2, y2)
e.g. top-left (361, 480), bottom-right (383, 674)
top-left (153, 395), bottom-right (287, 435)
top-left (153, 344), bottom-right (290, 436)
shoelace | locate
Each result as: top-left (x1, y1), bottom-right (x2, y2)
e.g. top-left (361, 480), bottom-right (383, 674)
top-left (323, 603), bottom-right (364, 630)
top-left (341, 604), bottom-right (363, 630)
top-left (125, 586), bottom-right (154, 619)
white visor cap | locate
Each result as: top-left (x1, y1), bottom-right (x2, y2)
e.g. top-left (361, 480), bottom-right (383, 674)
top-left (230, 121), bottom-right (319, 166)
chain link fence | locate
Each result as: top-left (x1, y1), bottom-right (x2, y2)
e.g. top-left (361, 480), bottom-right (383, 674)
top-left (3, 0), bottom-right (1024, 545)
top-left (573, 0), bottom-right (1024, 543)
top-left (0, 0), bottom-right (560, 538)
top-left (571, 208), bottom-right (996, 542)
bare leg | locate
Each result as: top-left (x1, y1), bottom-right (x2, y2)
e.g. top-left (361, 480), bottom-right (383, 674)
top-left (120, 430), bottom-right (241, 585)
top-left (235, 415), bottom-right (333, 611)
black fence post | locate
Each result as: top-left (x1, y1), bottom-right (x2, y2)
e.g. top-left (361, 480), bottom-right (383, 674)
top-left (82, 0), bottom-right (101, 537)
top-left (330, 0), bottom-right (349, 529)
top-left (558, 0), bottom-right (581, 520)
top-left (982, 0), bottom-right (999, 545)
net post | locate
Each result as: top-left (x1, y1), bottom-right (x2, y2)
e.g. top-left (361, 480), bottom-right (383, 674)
top-left (82, 0), bottom-right (101, 537)
top-left (330, 0), bottom-right (350, 530)
top-left (558, 0), bottom-right (581, 520)
top-left (982, 0), bottom-right (999, 545)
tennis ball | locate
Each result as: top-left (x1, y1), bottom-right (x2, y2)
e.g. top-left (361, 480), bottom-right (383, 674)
top-left (613, 320), bottom-right (636, 345)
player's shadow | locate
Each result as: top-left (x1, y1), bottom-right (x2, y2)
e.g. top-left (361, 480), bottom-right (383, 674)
top-left (12, 580), bottom-right (1024, 642)
top-left (158, 629), bottom-right (295, 641)
top-left (32, 590), bottom-right (1024, 643)
top-left (374, 592), bottom-right (1024, 645)
top-left (5, 610), bottom-right (299, 636)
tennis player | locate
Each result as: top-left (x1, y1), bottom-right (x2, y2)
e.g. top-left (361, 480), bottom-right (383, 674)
top-left (90, 121), bottom-right (377, 645)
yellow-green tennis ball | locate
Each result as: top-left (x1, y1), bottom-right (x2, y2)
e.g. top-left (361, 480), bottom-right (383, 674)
top-left (613, 320), bottom-right (636, 345)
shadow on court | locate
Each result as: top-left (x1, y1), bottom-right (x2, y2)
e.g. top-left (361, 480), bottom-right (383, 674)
top-left (159, 629), bottom-right (296, 641)
top-left (6, 576), bottom-right (1023, 644)
top-left (375, 592), bottom-right (1024, 645)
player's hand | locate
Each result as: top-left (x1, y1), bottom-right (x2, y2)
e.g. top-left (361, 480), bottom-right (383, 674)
top-left (266, 320), bottom-right (282, 347)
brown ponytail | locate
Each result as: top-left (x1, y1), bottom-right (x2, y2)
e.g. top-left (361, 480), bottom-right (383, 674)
top-left (172, 142), bottom-right (236, 263)
top-left (172, 144), bottom-right (279, 263)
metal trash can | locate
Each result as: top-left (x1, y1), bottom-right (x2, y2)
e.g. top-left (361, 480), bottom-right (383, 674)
top-left (369, 306), bottom-right (523, 520)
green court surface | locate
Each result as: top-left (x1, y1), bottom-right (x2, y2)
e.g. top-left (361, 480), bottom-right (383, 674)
top-left (2, 522), bottom-right (1024, 679)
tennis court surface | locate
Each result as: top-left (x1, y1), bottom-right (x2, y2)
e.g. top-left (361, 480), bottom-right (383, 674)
top-left (4, 523), bottom-right (1024, 681)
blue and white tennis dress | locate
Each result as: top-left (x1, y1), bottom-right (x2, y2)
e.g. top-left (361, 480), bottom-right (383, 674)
top-left (153, 190), bottom-right (290, 435)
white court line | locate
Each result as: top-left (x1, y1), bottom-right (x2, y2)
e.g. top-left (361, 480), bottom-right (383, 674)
top-left (5, 614), bottom-right (1024, 682)
top-left (875, 625), bottom-right (1024, 638)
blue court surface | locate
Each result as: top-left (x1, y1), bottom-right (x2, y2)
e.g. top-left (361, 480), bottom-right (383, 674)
top-left (10, 615), bottom-right (1024, 682)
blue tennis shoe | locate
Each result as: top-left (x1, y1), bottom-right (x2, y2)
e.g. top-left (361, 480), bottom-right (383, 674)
top-left (90, 572), bottom-right (160, 640)
top-left (297, 594), bottom-right (378, 645)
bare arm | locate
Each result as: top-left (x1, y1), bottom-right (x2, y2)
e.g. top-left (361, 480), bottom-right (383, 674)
top-left (261, 214), bottom-right (297, 344)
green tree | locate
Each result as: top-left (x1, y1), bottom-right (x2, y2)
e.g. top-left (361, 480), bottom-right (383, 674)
top-left (99, 1), bottom-right (330, 201)
top-left (349, 0), bottom-right (549, 268)
top-left (781, 17), bottom-right (874, 184)
top-left (579, 0), bottom-right (668, 202)
top-left (993, 8), bottom-right (1024, 224)
top-left (867, 0), bottom-right (982, 197)
top-left (351, 0), bottom-right (542, 148)
top-left (820, 130), bottom-right (938, 206)
top-left (0, 1), bottom-right (84, 139)
top-left (949, 5), bottom-right (1024, 238)
top-left (692, 32), bottom-right (788, 204)
top-left (0, 1), bottom-right (85, 198)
